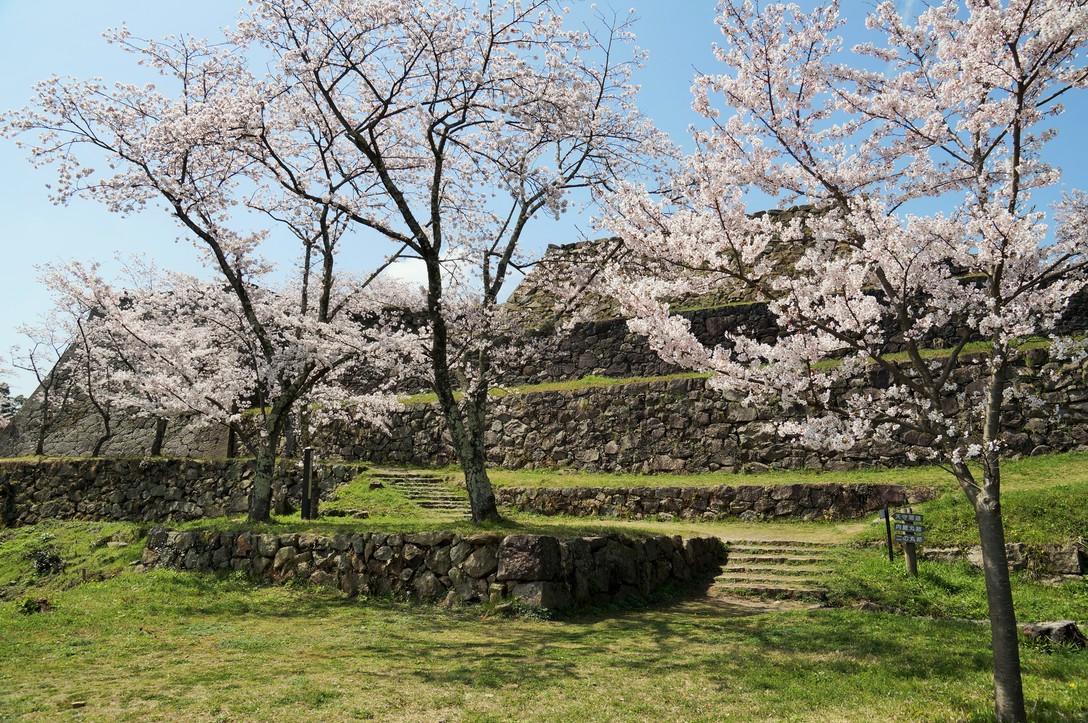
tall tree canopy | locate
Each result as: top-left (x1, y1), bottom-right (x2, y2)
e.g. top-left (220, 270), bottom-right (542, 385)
top-left (603, 2), bottom-right (1088, 721)
top-left (3, 0), bottom-right (668, 522)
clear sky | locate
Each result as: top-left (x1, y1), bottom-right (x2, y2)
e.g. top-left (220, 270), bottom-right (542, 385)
top-left (1, 1), bottom-right (1086, 395)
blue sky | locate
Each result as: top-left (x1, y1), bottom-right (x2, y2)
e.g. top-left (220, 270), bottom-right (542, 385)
top-left (1, 1), bottom-right (1086, 395)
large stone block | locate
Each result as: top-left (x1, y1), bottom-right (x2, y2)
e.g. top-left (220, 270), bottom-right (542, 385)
top-left (462, 546), bottom-right (499, 578)
top-left (497, 534), bottom-right (562, 582)
top-left (413, 570), bottom-right (445, 601)
top-left (511, 581), bottom-right (571, 610)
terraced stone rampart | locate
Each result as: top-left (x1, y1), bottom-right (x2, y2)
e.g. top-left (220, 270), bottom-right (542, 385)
top-left (322, 357), bottom-right (1088, 473)
top-left (0, 458), bottom-right (359, 527)
top-left (139, 528), bottom-right (725, 609)
top-left (494, 482), bottom-right (941, 522)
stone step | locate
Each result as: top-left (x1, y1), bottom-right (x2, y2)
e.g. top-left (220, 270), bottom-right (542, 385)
top-left (713, 574), bottom-right (822, 587)
top-left (727, 554), bottom-right (835, 565)
top-left (713, 582), bottom-right (827, 601)
top-left (728, 541), bottom-right (836, 550)
top-left (729, 546), bottom-right (834, 557)
top-left (725, 539), bottom-right (837, 548)
top-left (721, 565), bottom-right (830, 576)
top-left (389, 485), bottom-right (462, 492)
top-left (392, 491), bottom-right (467, 499)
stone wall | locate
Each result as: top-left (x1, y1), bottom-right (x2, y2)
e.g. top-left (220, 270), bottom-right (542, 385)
top-left (0, 395), bottom-right (229, 460)
top-left (507, 303), bottom-right (779, 385)
top-left (923, 542), bottom-right (1086, 579)
top-left (322, 357), bottom-right (1088, 473)
top-left (494, 483), bottom-right (940, 522)
top-left (0, 458), bottom-right (360, 528)
top-left (139, 528), bottom-right (725, 610)
top-left (505, 286), bottom-right (1088, 386)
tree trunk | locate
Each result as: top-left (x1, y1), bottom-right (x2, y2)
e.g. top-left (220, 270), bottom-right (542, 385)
top-left (455, 422), bottom-right (499, 523)
top-left (150, 417), bottom-right (168, 457)
top-left (34, 389), bottom-right (49, 456)
top-left (974, 490), bottom-right (1027, 723)
top-left (248, 408), bottom-right (290, 523)
top-left (433, 394), bottom-right (500, 523)
top-left (90, 406), bottom-right (112, 456)
top-left (90, 424), bottom-right (111, 457)
top-left (423, 253), bottom-right (501, 523)
top-left (284, 413), bottom-right (296, 458)
top-left (248, 444), bottom-right (277, 523)
top-left (226, 425), bottom-right (238, 459)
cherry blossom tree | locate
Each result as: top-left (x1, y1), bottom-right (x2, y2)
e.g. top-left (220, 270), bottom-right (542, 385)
top-left (235, 0), bottom-right (670, 521)
top-left (46, 257), bottom-right (419, 521)
top-left (3, 29), bottom-right (423, 522)
top-left (604, 2), bottom-right (1088, 720)
top-left (8, 318), bottom-right (79, 457)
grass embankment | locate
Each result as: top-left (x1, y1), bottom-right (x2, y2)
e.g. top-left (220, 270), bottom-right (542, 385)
top-left (397, 335), bottom-right (1061, 407)
top-left (399, 372), bottom-right (709, 405)
top-left (478, 449), bottom-right (1088, 493)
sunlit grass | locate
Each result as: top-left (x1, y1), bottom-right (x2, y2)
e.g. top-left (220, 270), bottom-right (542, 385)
top-left (1, 568), bottom-right (1085, 722)
top-left (2, 451), bottom-right (1086, 721)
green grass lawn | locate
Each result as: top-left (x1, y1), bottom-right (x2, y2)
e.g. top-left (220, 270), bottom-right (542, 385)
top-left (2, 452), bottom-right (1087, 721)
top-left (0, 569), bottom-right (1085, 722)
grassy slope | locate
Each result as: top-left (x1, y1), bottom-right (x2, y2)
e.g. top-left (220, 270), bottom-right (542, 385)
top-left (484, 464), bottom-right (957, 490)
top-left (824, 545), bottom-right (1088, 621)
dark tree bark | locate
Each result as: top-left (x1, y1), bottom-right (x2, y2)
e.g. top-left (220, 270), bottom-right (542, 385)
top-left (150, 416), bottom-right (168, 457)
top-left (249, 444), bottom-right (278, 523)
top-left (974, 493), bottom-right (1026, 723)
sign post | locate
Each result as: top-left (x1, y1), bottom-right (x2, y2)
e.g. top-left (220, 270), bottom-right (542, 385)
top-left (301, 447), bottom-right (314, 520)
top-left (883, 506), bottom-right (893, 563)
top-left (892, 511), bottom-right (924, 577)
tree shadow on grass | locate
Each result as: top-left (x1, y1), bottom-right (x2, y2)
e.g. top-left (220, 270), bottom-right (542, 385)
top-left (119, 569), bottom-right (1087, 720)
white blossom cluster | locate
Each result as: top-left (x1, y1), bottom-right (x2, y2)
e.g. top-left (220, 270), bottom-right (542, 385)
top-left (603, 0), bottom-right (1088, 491)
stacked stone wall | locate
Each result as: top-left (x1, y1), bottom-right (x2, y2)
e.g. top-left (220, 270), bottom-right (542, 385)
top-left (0, 458), bottom-right (359, 527)
top-left (494, 483), bottom-right (940, 522)
top-left (508, 304), bottom-right (779, 385)
top-left (922, 542), bottom-right (1086, 578)
top-left (322, 358), bottom-right (1088, 473)
top-left (0, 398), bottom-right (228, 461)
top-left (139, 528), bottom-right (724, 610)
top-left (506, 286), bottom-right (1088, 386)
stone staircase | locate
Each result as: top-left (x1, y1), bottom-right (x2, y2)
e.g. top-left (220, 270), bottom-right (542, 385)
top-left (371, 470), bottom-right (472, 518)
top-left (713, 539), bottom-right (839, 602)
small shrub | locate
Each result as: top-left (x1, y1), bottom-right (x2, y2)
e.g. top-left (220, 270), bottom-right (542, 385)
top-left (17, 596), bottom-right (51, 614)
top-left (26, 546), bottom-right (64, 575)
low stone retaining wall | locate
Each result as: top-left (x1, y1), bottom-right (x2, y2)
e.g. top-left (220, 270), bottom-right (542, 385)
top-left (494, 483), bottom-right (940, 522)
top-left (923, 541), bottom-right (1086, 578)
top-left (139, 528), bottom-right (725, 609)
top-left (0, 458), bottom-right (360, 527)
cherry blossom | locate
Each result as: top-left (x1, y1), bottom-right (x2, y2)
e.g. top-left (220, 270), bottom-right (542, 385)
top-left (603, 3), bottom-right (1088, 720)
